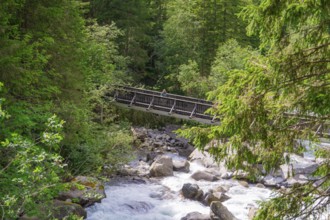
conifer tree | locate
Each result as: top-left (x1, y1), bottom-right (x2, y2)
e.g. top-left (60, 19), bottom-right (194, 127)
top-left (179, 0), bottom-right (330, 218)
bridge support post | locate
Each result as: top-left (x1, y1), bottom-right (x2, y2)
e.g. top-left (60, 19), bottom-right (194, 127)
top-left (147, 96), bottom-right (155, 111)
top-left (169, 100), bottom-right (176, 115)
top-left (189, 103), bottom-right (197, 119)
top-left (129, 92), bottom-right (136, 107)
top-left (211, 114), bottom-right (217, 123)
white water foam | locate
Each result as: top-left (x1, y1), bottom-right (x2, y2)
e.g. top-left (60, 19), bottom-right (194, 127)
top-left (86, 182), bottom-right (209, 220)
top-left (161, 161), bottom-right (272, 220)
top-left (86, 160), bottom-right (272, 220)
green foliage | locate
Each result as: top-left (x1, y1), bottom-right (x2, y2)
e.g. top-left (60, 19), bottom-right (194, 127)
top-left (86, 0), bottom-right (260, 94)
top-left (156, 0), bottom-right (258, 93)
top-left (1, 1), bottom-right (139, 217)
top-left (0, 114), bottom-right (65, 219)
top-left (179, 54), bottom-right (294, 175)
top-left (174, 39), bottom-right (257, 98)
top-left (66, 124), bottom-right (133, 175)
top-left (3, 0), bottom-right (328, 218)
top-left (118, 107), bottom-right (181, 128)
top-left (177, 60), bottom-right (208, 97)
top-left (84, 20), bottom-right (128, 86)
top-left (241, 1), bottom-right (330, 218)
top-left (209, 39), bottom-right (256, 88)
top-left (0, 0), bottom-right (86, 137)
top-left (90, 0), bottom-right (152, 80)
top-left (179, 46), bottom-right (329, 219)
top-left (179, 0), bottom-right (330, 219)
top-left (63, 214), bottom-right (84, 220)
top-left (157, 0), bottom-right (203, 92)
top-left (54, 96), bottom-right (133, 176)
top-left (84, 20), bottom-right (131, 125)
top-left (0, 0), bottom-right (135, 178)
top-left (41, 115), bottom-right (65, 151)
top-left (0, 83), bottom-right (9, 123)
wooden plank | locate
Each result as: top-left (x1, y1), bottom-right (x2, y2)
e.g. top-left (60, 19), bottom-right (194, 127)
top-left (107, 86), bottom-right (220, 124)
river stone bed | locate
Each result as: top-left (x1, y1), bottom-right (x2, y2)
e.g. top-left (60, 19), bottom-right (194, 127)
top-left (86, 126), bottom-right (329, 220)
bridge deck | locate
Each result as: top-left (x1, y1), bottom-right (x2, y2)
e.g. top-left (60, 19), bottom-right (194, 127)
top-left (106, 86), bottom-right (330, 137)
top-left (107, 86), bottom-right (219, 125)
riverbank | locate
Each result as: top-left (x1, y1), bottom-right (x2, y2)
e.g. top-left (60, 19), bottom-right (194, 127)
top-left (84, 125), bottom-right (328, 219)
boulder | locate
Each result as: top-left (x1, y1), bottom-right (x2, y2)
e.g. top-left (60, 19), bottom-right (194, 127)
top-left (120, 161), bottom-right (151, 177)
top-left (282, 174), bottom-right (310, 187)
top-left (210, 202), bottom-right (237, 220)
top-left (206, 168), bottom-right (223, 177)
top-left (173, 159), bottom-right (190, 173)
top-left (119, 165), bottom-right (138, 176)
top-left (262, 175), bottom-right (285, 187)
top-left (189, 149), bottom-right (231, 177)
top-left (191, 171), bottom-right (219, 182)
top-left (149, 155), bottom-right (173, 177)
top-left (189, 149), bottom-right (217, 168)
top-left (203, 193), bottom-right (218, 206)
top-left (146, 152), bottom-right (158, 162)
top-left (233, 170), bottom-right (249, 179)
top-left (280, 154), bottom-right (319, 179)
top-left (58, 176), bottom-right (106, 207)
top-left (181, 212), bottom-right (211, 220)
top-left (182, 183), bottom-right (204, 201)
top-left (213, 185), bottom-right (229, 193)
top-left (131, 127), bottom-right (148, 141)
top-left (177, 143), bottom-right (195, 158)
top-left (20, 200), bottom-right (87, 220)
top-left (221, 171), bottom-right (234, 179)
top-left (53, 200), bottom-right (87, 219)
top-left (269, 168), bottom-right (284, 177)
top-left (203, 192), bottom-right (230, 206)
top-left (149, 186), bottom-right (175, 200)
top-left (255, 183), bottom-right (266, 188)
top-left (238, 181), bottom-right (249, 188)
top-left (213, 192), bottom-right (230, 202)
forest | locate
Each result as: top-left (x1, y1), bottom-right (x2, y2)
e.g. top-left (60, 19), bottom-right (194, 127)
top-left (0, 0), bottom-right (329, 219)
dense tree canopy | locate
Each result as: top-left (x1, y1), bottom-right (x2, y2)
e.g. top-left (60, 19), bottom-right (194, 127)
top-left (0, 0), bottom-right (132, 218)
top-left (179, 0), bottom-right (330, 219)
top-left (0, 0), bottom-right (329, 219)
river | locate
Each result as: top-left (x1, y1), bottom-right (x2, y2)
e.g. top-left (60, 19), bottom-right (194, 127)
top-left (86, 159), bottom-right (272, 220)
top-left (85, 127), bottom-right (330, 220)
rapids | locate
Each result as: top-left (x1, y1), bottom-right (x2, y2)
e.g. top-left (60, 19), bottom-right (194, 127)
top-left (86, 160), bottom-right (272, 220)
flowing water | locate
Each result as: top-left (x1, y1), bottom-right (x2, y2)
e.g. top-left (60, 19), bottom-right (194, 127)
top-left (86, 160), bottom-right (272, 220)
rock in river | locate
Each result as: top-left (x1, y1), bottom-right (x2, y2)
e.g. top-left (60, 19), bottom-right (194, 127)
top-left (173, 158), bottom-right (190, 173)
top-left (210, 201), bottom-right (237, 220)
top-left (149, 155), bottom-right (174, 177)
top-left (191, 170), bottom-right (219, 182)
top-left (181, 212), bottom-right (211, 220)
top-left (57, 176), bottom-right (106, 207)
top-left (182, 183), bottom-right (204, 201)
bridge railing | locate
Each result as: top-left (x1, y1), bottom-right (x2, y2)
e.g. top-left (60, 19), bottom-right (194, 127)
top-left (106, 86), bottom-right (330, 137)
top-left (119, 86), bottom-right (213, 105)
top-left (107, 86), bottom-right (218, 123)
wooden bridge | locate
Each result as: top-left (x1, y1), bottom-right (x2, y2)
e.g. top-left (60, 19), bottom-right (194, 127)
top-left (106, 86), bottom-right (330, 137)
top-left (106, 86), bottom-right (218, 124)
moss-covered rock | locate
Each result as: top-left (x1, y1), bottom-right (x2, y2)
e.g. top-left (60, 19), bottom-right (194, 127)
top-left (58, 176), bottom-right (106, 207)
top-left (19, 200), bottom-right (86, 220)
top-left (53, 200), bottom-right (87, 219)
